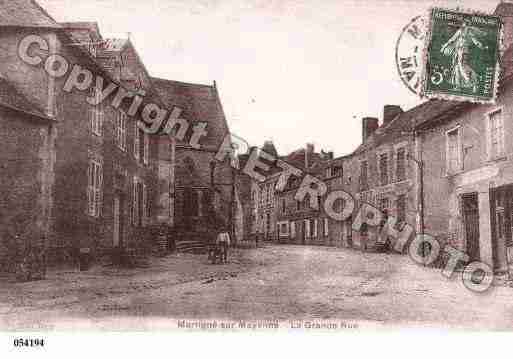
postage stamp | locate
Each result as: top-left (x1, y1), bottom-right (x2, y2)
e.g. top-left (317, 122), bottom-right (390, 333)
top-left (421, 8), bottom-right (503, 103)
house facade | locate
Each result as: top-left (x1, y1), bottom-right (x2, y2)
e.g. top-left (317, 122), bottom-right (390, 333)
top-left (0, 3), bottom-right (161, 268)
top-left (417, 86), bottom-right (513, 274)
top-left (272, 144), bottom-right (332, 245)
top-left (0, 77), bottom-right (56, 271)
top-left (335, 106), bottom-right (417, 252)
top-left (415, 2), bottom-right (513, 274)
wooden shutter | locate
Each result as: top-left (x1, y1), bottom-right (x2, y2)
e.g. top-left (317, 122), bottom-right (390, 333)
top-left (134, 121), bottom-right (140, 160)
top-left (87, 161), bottom-right (94, 216)
top-left (143, 133), bottom-right (149, 165)
top-left (142, 182), bottom-right (148, 226)
top-left (96, 162), bottom-right (103, 216)
top-left (132, 177), bottom-right (138, 225)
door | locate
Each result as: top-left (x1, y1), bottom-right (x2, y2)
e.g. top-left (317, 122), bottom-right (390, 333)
top-left (462, 193), bottom-right (480, 262)
top-left (490, 186), bottom-right (512, 272)
top-left (113, 195), bottom-right (124, 247)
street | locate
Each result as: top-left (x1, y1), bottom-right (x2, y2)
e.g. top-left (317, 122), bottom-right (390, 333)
top-left (1, 244), bottom-right (513, 330)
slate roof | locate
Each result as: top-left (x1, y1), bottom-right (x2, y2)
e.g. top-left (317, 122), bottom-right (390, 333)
top-left (0, 75), bottom-right (50, 120)
top-left (0, 0), bottom-right (60, 28)
top-left (151, 77), bottom-right (229, 149)
top-left (60, 22), bottom-right (102, 43)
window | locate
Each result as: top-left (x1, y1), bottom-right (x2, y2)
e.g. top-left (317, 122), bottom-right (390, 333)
top-left (279, 222), bottom-right (288, 236)
top-left (488, 109), bottom-right (504, 159)
top-left (304, 219), bottom-right (310, 238)
top-left (90, 88), bottom-right (103, 136)
top-left (396, 195), bottom-right (406, 223)
top-left (326, 167), bottom-right (332, 178)
top-left (116, 111), bottom-right (127, 151)
top-left (360, 160), bottom-right (368, 191)
top-left (282, 198), bottom-right (286, 214)
top-left (87, 159), bottom-right (102, 217)
top-left (91, 104), bottom-right (103, 136)
top-left (132, 177), bottom-right (146, 226)
top-left (396, 147), bottom-right (406, 182)
top-left (379, 197), bottom-right (390, 214)
top-left (379, 153), bottom-right (388, 186)
top-left (291, 221), bottom-right (296, 238)
top-left (446, 127), bottom-right (461, 173)
top-left (183, 188), bottom-right (200, 218)
top-left (323, 218), bottom-right (329, 237)
top-left (313, 219), bottom-right (318, 238)
top-left (296, 199), bottom-right (301, 211)
top-left (333, 165), bottom-right (343, 177)
top-left (134, 122), bottom-right (149, 164)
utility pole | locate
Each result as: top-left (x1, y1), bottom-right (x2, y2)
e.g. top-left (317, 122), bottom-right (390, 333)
top-left (407, 129), bottom-right (426, 262)
top-left (403, 129), bottom-right (426, 261)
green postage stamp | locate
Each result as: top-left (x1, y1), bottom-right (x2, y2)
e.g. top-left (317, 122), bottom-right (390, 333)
top-left (422, 8), bottom-right (503, 103)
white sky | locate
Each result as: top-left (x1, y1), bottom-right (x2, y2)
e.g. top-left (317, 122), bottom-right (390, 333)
top-left (39, 0), bottom-right (497, 156)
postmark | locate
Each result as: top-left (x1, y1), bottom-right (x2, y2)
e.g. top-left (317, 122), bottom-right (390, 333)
top-left (395, 15), bottom-right (429, 95)
top-left (421, 8), bottom-right (503, 103)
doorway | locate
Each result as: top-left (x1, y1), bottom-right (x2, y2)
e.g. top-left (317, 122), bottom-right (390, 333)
top-left (490, 185), bottom-right (513, 273)
top-left (462, 193), bottom-right (480, 262)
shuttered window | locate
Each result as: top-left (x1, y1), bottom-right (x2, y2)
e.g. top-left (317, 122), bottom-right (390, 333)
top-left (489, 109), bottom-right (504, 159)
top-left (446, 128), bottom-right (461, 173)
top-left (396, 147), bottom-right (406, 182)
top-left (143, 132), bottom-right (149, 165)
top-left (134, 122), bottom-right (140, 160)
top-left (91, 89), bottom-right (103, 136)
top-left (397, 195), bottom-right (406, 223)
top-left (379, 153), bottom-right (388, 186)
top-left (360, 160), bottom-right (368, 191)
top-left (116, 111), bottom-right (127, 151)
top-left (87, 159), bottom-right (102, 217)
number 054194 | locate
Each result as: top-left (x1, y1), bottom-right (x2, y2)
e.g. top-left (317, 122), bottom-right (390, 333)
top-left (13, 338), bottom-right (45, 347)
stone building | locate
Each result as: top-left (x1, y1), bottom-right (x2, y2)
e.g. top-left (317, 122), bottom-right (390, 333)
top-left (0, 73), bottom-right (56, 271)
top-left (152, 78), bottom-right (234, 244)
top-left (272, 144), bottom-right (332, 245)
top-left (415, 2), bottom-right (513, 274)
top-left (333, 105), bottom-right (420, 252)
top-left (0, 1), bottom-right (161, 267)
top-left (251, 141), bottom-right (281, 241)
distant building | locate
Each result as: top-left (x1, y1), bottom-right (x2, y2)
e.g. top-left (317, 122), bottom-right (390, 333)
top-left (152, 78), bottom-right (234, 243)
top-left (271, 143), bottom-right (331, 245)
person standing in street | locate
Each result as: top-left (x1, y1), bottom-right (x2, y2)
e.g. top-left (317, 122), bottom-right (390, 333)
top-left (216, 226), bottom-right (231, 264)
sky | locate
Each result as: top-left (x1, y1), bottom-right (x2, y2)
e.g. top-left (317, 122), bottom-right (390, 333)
top-left (39, 0), bottom-right (499, 156)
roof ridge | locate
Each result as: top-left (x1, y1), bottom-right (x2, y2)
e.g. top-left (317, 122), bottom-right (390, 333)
top-left (29, 0), bottom-right (60, 25)
top-left (151, 76), bottom-right (214, 89)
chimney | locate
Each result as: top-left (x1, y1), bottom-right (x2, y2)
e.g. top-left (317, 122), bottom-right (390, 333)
top-left (495, 2), bottom-right (513, 47)
top-left (383, 105), bottom-right (403, 127)
top-left (362, 117), bottom-right (379, 143)
top-left (305, 143), bottom-right (314, 168)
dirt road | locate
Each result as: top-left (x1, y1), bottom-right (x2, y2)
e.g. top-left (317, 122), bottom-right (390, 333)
top-left (1, 244), bottom-right (513, 330)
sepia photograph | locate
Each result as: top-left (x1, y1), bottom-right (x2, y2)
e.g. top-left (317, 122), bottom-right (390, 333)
top-left (2, 0), bottom-right (513, 356)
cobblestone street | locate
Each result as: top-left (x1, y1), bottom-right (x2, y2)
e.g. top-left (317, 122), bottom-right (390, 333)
top-left (2, 244), bottom-right (513, 330)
